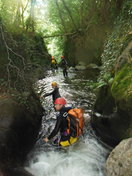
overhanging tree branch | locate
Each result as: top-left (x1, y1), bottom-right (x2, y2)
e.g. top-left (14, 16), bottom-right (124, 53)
top-left (43, 31), bottom-right (77, 38)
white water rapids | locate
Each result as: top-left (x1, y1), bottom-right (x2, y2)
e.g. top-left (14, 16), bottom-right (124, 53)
top-left (26, 70), bottom-right (110, 176)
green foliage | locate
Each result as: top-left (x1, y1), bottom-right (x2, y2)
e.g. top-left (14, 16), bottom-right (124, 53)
top-left (100, 0), bottom-right (132, 79)
top-left (60, 0), bottom-right (124, 65)
top-left (0, 0), bottom-right (50, 91)
top-left (111, 64), bottom-right (132, 109)
top-left (0, 0), bottom-right (131, 93)
top-left (0, 0), bottom-right (124, 63)
top-left (0, 28), bottom-right (50, 91)
top-left (90, 73), bottom-right (114, 91)
top-left (93, 0), bottom-right (132, 99)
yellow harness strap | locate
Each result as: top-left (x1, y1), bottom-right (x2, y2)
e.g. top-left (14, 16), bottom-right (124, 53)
top-left (60, 137), bottom-right (78, 147)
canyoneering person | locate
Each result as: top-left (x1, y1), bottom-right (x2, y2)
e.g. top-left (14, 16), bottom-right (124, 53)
top-left (59, 56), bottom-right (68, 78)
top-left (43, 97), bottom-right (84, 147)
top-left (51, 56), bottom-right (58, 70)
top-left (43, 82), bottom-right (61, 103)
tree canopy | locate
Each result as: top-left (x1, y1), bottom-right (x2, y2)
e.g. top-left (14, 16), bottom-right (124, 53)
top-left (0, 0), bottom-right (130, 90)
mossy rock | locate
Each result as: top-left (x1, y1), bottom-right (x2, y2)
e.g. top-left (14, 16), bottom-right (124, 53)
top-left (111, 64), bottom-right (132, 110)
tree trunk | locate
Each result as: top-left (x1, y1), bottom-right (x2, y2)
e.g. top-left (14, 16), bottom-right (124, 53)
top-left (30, 0), bottom-right (36, 32)
top-left (21, 0), bottom-right (29, 29)
top-left (116, 0), bottom-right (124, 10)
top-left (61, 0), bottom-right (78, 32)
top-left (55, 0), bottom-right (67, 33)
top-left (14, 0), bottom-right (23, 27)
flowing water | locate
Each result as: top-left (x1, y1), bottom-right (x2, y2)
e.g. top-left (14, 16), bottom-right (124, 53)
top-left (26, 69), bottom-right (111, 176)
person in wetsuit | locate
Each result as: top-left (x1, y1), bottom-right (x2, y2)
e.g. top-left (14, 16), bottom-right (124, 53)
top-left (44, 82), bottom-right (61, 103)
top-left (43, 97), bottom-right (78, 146)
top-left (59, 56), bottom-right (68, 78)
top-left (51, 56), bottom-right (58, 70)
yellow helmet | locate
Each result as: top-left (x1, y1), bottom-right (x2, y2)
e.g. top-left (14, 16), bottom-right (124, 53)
top-left (51, 82), bottom-right (57, 87)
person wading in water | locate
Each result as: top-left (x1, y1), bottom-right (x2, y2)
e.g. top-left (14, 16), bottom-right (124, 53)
top-left (43, 97), bottom-right (84, 147)
top-left (60, 56), bottom-right (68, 78)
top-left (43, 82), bottom-right (61, 103)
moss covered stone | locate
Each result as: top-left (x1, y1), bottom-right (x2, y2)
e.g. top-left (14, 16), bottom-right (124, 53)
top-left (111, 64), bottom-right (132, 109)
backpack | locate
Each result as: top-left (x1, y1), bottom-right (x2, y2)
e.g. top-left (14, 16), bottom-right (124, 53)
top-left (66, 109), bottom-right (84, 138)
top-left (52, 59), bottom-right (56, 64)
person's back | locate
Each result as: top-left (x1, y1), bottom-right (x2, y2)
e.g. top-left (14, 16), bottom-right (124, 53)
top-left (57, 106), bottom-right (71, 133)
top-left (51, 56), bottom-right (58, 70)
top-left (60, 56), bottom-right (68, 78)
top-left (52, 87), bottom-right (61, 102)
top-left (60, 56), bottom-right (67, 68)
top-left (48, 106), bottom-right (72, 140)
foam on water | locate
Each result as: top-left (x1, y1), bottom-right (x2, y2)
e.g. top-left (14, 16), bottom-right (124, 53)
top-left (26, 136), bottom-right (108, 176)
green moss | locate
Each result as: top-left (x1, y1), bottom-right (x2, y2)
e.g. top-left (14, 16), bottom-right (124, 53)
top-left (111, 64), bottom-right (132, 109)
top-left (99, 0), bottom-right (132, 79)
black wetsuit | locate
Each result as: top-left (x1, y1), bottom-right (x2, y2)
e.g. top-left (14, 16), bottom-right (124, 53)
top-left (48, 107), bottom-right (72, 141)
top-left (60, 59), bottom-right (68, 78)
top-left (44, 87), bottom-right (61, 102)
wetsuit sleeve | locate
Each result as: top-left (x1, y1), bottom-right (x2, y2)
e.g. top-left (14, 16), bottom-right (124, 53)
top-left (48, 116), bottom-right (62, 140)
top-left (65, 59), bottom-right (68, 65)
top-left (44, 89), bottom-right (55, 97)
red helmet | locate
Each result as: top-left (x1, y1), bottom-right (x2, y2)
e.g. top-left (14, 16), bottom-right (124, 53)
top-left (54, 98), bottom-right (66, 105)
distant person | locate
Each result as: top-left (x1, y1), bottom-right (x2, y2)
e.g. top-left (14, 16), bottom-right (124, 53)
top-left (60, 56), bottom-right (68, 78)
top-left (44, 82), bottom-right (61, 103)
top-left (51, 56), bottom-right (58, 70)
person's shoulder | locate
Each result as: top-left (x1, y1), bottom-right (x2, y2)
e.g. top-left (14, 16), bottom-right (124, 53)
top-left (55, 87), bottom-right (59, 89)
top-left (66, 106), bottom-right (72, 110)
top-left (54, 87), bottom-right (59, 91)
top-left (61, 106), bottom-right (72, 112)
top-left (60, 107), bottom-right (72, 118)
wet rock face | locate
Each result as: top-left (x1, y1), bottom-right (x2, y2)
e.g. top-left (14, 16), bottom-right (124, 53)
top-left (91, 86), bottom-right (118, 146)
top-left (92, 86), bottom-right (132, 146)
top-left (92, 41), bottom-right (132, 147)
top-left (91, 109), bottom-right (131, 147)
top-left (105, 138), bottom-right (132, 176)
top-left (92, 64), bottom-right (132, 146)
top-left (0, 93), bottom-right (43, 171)
top-left (4, 167), bottom-right (34, 176)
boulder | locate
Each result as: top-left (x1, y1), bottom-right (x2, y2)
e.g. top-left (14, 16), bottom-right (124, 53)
top-left (78, 61), bottom-right (86, 66)
top-left (86, 63), bottom-right (100, 69)
top-left (69, 67), bottom-right (75, 71)
top-left (75, 65), bottom-right (87, 70)
top-left (0, 92), bottom-right (44, 173)
top-left (75, 62), bottom-right (101, 70)
top-left (75, 61), bottom-right (87, 70)
top-left (105, 138), bottom-right (132, 176)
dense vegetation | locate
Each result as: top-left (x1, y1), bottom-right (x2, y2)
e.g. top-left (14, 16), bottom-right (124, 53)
top-left (0, 0), bottom-right (50, 92)
top-left (0, 1), bottom-right (132, 175)
top-left (44, 0), bottom-right (127, 65)
top-left (0, 0), bottom-right (131, 93)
